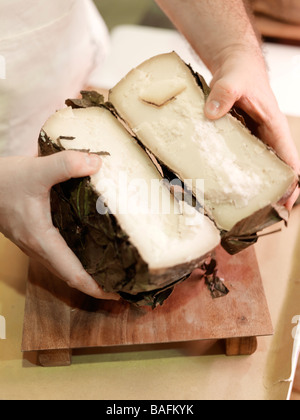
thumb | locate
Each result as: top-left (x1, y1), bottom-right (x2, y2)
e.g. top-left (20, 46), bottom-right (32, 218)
top-left (35, 151), bottom-right (102, 188)
top-left (204, 79), bottom-right (239, 120)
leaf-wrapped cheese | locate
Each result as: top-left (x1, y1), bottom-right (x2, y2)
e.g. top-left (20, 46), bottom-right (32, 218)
top-left (39, 101), bottom-right (220, 306)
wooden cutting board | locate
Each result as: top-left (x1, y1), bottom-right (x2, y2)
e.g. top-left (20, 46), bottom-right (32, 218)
top-left (22, 246), bottom-right (273, 366)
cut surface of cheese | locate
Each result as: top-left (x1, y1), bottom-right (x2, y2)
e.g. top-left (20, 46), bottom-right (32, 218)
top-left (109, 52), bottom-right (297, 232)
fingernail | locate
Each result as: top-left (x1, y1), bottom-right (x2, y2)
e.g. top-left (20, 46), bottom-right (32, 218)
top-left (85, 154), bottom-right (102, 170)
top-left (206, 100), bottom-right (221, 117)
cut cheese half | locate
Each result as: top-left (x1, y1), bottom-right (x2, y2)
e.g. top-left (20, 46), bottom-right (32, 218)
top-left (109, 52), bottom-right (298, 233)
top-left (40, 105), bottom-right (220, 303)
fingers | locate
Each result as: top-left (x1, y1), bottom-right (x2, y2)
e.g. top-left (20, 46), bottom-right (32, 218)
top-left (258, 114), bottom-right (300, 171)
top-left (285, 187), bottom-right (300, 212)
top-left (203, 73), bottom-right (300, 210)
top-left (237, 93), bottom-right (300, 174)
top-left (34, 151), bottom-right (102, 190)
top-left (32, 226), bottom-right (120, 301)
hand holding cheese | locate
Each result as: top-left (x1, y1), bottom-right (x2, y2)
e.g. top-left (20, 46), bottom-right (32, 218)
top-left (0, 152), bottom-right (120, 301)
top-left (155, 0), bottom-right (300, 208)
top-left (204, 50), bottom-right (300, 210)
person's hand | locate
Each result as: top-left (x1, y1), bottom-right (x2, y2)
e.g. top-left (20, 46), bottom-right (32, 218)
top-left (0, 151), bottom-right (120, 300)
top-left (204, 48), bottom-right (300, 210)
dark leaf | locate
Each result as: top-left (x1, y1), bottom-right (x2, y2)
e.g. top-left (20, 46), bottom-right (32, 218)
top-left (200, 258), bottom-right (230, 299)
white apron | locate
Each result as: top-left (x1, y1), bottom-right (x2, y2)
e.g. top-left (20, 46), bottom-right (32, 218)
top-left (0, 0), bottom-right (110, 156)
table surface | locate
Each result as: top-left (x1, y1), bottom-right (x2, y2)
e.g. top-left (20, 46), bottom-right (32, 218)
top-left (0, 117), bottom-right (299, 401)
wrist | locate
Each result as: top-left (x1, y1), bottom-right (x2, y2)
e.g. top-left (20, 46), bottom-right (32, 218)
top-left (208, 42), bottom-right (265, 75)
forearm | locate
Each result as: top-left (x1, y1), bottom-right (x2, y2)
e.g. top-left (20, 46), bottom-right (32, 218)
top-left (155, 0), bottom-right (263, 72)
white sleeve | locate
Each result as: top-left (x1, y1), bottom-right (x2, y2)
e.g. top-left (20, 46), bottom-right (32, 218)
top-left (0, 0), bottom-right (110, 157)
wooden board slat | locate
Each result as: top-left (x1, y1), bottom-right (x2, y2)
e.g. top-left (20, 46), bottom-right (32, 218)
top-left (22, 246), bottom-right (274, 357)
top-left (22, 262), bottom-right (71, 352)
